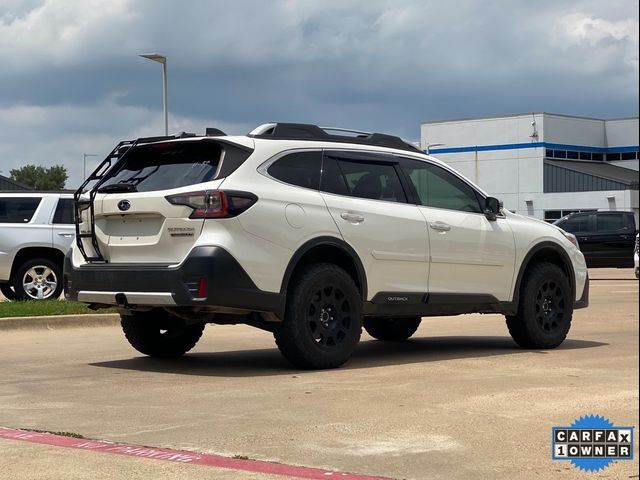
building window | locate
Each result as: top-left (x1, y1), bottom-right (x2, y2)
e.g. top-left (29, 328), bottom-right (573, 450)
top-left (579, 152), bottom-right (591, 160)
top-left (544, 210), bottom-right (562, 222)
top-left (566, 151), bottom-right (579, 159)
top-left (592, 153), bottom-right (603, 161)
top-left (606, 153), bottom-right (621, 161)
top-left (621, 152), bottom-right (637, 160)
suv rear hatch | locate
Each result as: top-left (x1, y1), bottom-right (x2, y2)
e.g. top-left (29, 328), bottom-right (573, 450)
top-left (77, 138), bottom-right (253, 264)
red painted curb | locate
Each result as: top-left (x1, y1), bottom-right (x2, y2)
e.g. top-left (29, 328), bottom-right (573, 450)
top-left (0, 427), bottom-right (390, 480)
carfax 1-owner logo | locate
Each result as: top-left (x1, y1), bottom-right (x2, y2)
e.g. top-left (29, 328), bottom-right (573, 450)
top-left (552, 415), bottom-right (635, 472)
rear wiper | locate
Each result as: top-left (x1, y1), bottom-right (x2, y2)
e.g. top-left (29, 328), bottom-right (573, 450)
top-left (97, 183), bottom-right (138, 193)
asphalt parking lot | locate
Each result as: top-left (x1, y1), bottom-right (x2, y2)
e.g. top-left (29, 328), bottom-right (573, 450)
top-left (0, 268), bottom-right (638, 480)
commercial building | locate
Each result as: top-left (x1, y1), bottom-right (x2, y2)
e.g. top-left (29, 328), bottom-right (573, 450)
top-left (421, 113), bottom-right (639, 223)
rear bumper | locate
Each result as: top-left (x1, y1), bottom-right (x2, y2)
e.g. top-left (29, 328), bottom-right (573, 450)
top-left (64, 246), bottom-right (282, 314)
top-left (574, 273), bottom-right (589, 309)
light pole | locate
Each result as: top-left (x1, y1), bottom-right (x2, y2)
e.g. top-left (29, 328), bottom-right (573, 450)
top-left (139, 53), bottom-right (169, 136)
top-left (83, 153), bottom-right (98, 179)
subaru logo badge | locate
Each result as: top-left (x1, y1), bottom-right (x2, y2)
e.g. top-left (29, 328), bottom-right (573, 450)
top-left (118, 200), bottom-right (131, 211)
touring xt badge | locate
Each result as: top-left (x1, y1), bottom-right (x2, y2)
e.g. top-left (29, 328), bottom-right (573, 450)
top-left (168, 227), bottom-right (195, 237)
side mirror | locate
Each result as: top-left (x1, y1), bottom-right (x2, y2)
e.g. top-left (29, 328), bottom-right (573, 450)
top-left (484, 197), bottom-right (501, 221)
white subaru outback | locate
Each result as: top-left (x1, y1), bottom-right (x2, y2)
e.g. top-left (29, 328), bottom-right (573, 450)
top-left (65, 123), bottom-right (589, 369)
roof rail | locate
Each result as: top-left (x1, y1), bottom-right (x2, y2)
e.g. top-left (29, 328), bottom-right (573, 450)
top-left (247, 122), bottom-right (421, 153)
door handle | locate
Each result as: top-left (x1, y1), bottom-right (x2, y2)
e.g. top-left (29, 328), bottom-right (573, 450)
top-left (429, 221), bottom-right (451, 232)
top-left (57, 233), bottom-right (73, 238)
top-left (340, 212), bottom-right (365, 223)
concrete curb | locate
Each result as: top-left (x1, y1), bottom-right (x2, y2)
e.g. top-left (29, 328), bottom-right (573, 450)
top-left (0, 313), bottom-right (120, 331)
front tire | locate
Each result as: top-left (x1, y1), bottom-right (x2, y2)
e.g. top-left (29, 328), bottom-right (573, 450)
top-left (274, 263), bottom-right (362, 369)
top-left (13, 258), bottom-right (63, 300)
top-left (363, 317), bottom-right (421, 341)
top-left (506, 262), bottom-right (573, 349)
top-left (121, 310), bottom-right (205, 357)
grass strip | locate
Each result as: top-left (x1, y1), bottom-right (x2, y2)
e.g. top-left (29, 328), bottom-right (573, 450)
top-left (0, 300), bottom-right (117, 318)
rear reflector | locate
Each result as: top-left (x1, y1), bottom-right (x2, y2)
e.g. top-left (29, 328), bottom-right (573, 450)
top-left (197, 277), bottom-right (208, 298)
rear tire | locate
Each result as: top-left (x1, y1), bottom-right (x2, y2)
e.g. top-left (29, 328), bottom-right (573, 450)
top-left (274, 263), bottom-right (362, 369)
top-left (121, 310), bottom-right (205, 357)
top-left (363, 317), bottom-right (421, 341)
top-left (0, 284), bottom-right (17, 301)
top-left (506, 262), bottom-right (573, 349)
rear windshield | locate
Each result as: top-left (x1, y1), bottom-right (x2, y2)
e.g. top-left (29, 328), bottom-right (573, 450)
top-left (98, 141), bottom-right (225, 193)
top-left (0, 197), bottom-right (42, 223)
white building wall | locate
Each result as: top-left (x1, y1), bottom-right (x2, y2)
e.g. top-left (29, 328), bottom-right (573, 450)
top-left (605, 118), bottom-right (639, 146)
top-left (421, 113), bottom-right (542, 149)
top-left (610, 159), bottom-right (640, 171)
top-left (542, 114), bottom-right (605, 146)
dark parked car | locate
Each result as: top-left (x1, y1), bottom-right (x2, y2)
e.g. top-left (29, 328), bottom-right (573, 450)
top-left (554, 211), bottom-right (637, 268)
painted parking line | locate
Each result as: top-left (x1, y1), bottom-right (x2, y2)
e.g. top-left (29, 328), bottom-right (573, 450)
top-left (0, 427), bottom-right (389, 480)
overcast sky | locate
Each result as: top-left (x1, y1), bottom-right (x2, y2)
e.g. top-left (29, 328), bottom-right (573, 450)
top-left (1, 0), bottom-right (638, 188)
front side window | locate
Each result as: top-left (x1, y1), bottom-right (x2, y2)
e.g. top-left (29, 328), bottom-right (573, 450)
top-left (401, 159), bottom-right (482, 213)
top-left (267, 151), bottom-right (322, 189)
top-left (0, 197), bottom-right (42, 223)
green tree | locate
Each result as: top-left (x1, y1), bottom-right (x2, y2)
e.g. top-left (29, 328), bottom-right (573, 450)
top-left (10, 165), bottom-right (68, 190)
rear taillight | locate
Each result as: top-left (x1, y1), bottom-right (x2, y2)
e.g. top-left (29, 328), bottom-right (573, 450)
top-left (165, 190), bottom-right (257, 219)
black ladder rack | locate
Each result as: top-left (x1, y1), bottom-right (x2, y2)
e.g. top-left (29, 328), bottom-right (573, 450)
top-left (72, 132), bottom-right (205, 262)
top-left (73, 139), bottom-right (138, 262)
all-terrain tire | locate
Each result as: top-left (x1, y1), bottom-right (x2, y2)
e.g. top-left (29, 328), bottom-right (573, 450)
top-left (506, 262), bottom-right (573, 349)
top-left (121, 310), bottom-right (205, 357)
top-left (274, 263), bottom-right (362, 369)
top-left (13, 258), bottom-right (63, 300)
top-left (363, 317), bottom-right (422, 341)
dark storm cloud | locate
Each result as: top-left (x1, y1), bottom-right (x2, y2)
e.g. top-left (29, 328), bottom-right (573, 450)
top-left (0, 0), bottom-right (637, 187)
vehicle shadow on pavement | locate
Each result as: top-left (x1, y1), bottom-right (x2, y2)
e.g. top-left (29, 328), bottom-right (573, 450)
top-left (89, 336), bottom-right (607, 378)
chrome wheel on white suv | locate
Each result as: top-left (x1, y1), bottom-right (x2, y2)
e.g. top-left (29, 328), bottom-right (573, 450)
top-left (13, 258), bottom-right (63, 301)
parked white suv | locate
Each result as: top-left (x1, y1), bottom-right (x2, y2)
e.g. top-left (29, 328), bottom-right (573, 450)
top-left (1, 192), bottom-right (74, 300)
top-left (65, 123), bottom-right (589, 368)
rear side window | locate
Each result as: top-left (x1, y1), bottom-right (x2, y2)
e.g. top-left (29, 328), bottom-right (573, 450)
top-left (401, 159), bottom-right (482, 213)
top-left (0, 197), bottom-right (42, 223)
top-left (559, 215), bottom-right (590, 233)
top-left (53, 198), bottom-right (74, 224)
top-left (596, 213), bottom-right (632, 233)
top-left (98, 140), bottom-right (251, 193)
top-left (320, 156), bottom-right (349, 196)
top-left (323, 156), bottom-right (405, 203)
top-left (267, 151), bottom-right (322, 189)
